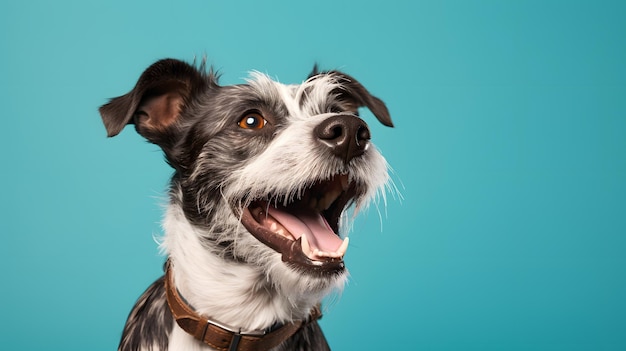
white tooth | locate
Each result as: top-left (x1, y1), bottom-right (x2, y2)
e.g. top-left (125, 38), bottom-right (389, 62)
top-left (317, 195), bottom-right (327, 211)
top-left (326, 189), bottom-right (341, 209)
top-left (340, 175), bottom-right (350, 191)
top-left (309, 197), bottom-right (318, 210)
top-left (301, 234), bottom-right (311, 256)
top-left (320, 188), bottom-right (341, 211)
top-left (337, 237), bottom-right (350, 256)
top-left (321, 194), bottom-right (330, 210)
top-left (270, 222), bottom-right (278, 231)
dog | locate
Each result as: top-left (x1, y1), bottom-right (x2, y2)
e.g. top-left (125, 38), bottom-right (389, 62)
top-left (100, 58), bottom-right (393, 351)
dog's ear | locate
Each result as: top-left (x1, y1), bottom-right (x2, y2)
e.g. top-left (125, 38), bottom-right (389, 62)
top-left (313, 69), bottom-right (393, 128)
top-left (330, 70), bottom-right (393, 128)
top-left (99, 59), bottom-right (209, 145)
top-left (308, 63), bottom-right (321, 79)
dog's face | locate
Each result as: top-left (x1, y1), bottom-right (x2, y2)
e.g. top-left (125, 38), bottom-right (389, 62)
top-left (100, 59), bottom-right (392, 295)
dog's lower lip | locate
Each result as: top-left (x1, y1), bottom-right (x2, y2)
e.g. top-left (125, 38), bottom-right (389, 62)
top-left (239, 203), bottom-right (347, 275)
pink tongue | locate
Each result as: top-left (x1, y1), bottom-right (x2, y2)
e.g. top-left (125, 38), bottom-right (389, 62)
top-left (267, 206), bottom-right (343, 253)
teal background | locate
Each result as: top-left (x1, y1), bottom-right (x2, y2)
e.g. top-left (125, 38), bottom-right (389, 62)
top-left (1, 0), bottom-right (625, 350)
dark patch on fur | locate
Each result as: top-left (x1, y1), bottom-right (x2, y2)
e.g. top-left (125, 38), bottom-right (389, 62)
top-left (118, 276), bottom-right (173, 351)
top-left (275, 321), bottom-right (331, 351)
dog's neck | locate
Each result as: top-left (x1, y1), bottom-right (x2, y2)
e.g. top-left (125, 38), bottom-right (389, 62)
top-left (160, 201), bottom-right (327, 332)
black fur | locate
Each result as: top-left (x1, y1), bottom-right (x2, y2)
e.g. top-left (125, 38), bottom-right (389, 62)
top-left (118, 276), bottom-right (173, 351)
top-left (275, 320), bottom-right (331, 351)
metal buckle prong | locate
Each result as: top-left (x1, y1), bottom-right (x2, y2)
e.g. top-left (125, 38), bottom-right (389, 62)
top-left (228, 332), bottom-right (242, 351)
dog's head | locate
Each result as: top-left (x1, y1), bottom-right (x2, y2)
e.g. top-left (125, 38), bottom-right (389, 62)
top-left (100, 59), bottom-right (392, 292)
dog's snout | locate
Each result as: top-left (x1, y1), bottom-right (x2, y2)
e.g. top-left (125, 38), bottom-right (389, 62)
top-left (314, 115), bottom-right (371, 163)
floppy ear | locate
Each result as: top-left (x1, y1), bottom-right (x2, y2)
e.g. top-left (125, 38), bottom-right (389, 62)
top-left (99, 59), bottom-right (209, 146)
top-left (309, 68), bottom-right (393, 128)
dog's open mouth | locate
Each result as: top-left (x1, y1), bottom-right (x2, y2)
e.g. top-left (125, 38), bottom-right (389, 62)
top-left (239, 174), bottom-right (356, 275)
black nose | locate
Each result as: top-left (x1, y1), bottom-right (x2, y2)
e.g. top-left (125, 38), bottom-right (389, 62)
top-left (314, 115), bottom-right (371, 163)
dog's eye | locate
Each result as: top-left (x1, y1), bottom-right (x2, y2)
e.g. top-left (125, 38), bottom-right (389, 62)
top-left (238, 113), bottom-right (267, 130)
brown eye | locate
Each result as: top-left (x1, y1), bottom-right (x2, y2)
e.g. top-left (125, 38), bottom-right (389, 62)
top-left (238, 113), bottom-right (267, 129)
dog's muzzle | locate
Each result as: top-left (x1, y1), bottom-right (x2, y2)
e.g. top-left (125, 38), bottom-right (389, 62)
top-left (238, 115), bottom-right (372, 275)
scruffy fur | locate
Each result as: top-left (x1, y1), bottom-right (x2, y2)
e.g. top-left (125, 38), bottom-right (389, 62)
top-left (100, 58), bottom-right (393, 351)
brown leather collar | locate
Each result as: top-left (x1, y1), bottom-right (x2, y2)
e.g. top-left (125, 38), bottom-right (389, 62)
top-left (164, 263), bottom-right (322, 351)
